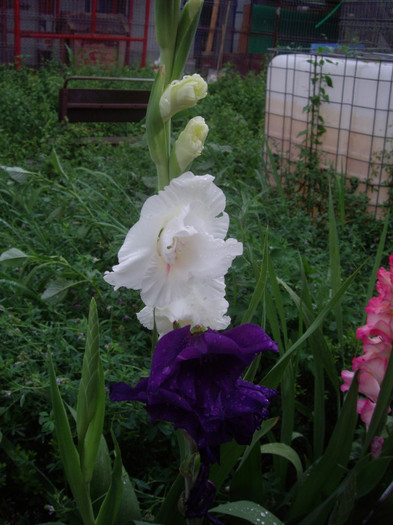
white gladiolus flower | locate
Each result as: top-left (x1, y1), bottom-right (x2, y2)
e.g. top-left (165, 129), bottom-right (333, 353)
top-left (104, 172), bottom-right (243, 311)
top-left (172, 116), bottom-right (208, 173)
top-left (137, 278), bottom-right (231, 336)
top-left (159, 74), bottom-right (207, 122)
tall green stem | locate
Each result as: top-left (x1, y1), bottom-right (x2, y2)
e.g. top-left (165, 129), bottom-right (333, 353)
top-left (181, 433), bottom-right (203, 525)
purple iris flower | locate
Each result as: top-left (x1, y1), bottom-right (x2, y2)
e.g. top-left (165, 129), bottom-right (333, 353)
top-left (110, 323), bottom-right (278, 464)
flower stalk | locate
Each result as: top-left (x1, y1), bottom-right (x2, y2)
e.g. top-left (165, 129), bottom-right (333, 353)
top-left (147, 1), bottom-right (206, 188)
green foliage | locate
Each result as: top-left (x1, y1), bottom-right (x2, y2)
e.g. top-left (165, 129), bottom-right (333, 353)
top-left (1, 61), bottom-right (393, 524)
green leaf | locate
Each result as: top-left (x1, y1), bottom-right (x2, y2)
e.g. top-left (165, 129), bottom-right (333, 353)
top-left (211, 501), bottom-right (284, 524)
top-left (241, 231), bottom-right (268, 324)
top-left (230, 442), bottom-right (264, 504)
top-left (267, 254), bottom-right (288, 350)
top-left (41, 279), bottom-right (86, 302)
top-left (95, 432), bottom-right (124, 525)
top-left (260, 442), bottom-right (303, 482)
top-left (288, 376), bottom-right (358, 521)
top-left (210, 440), bottom-right (245, 492)
top-left (48, 357), bottom-right (95, 525)
top-left (133, 522), bottom-right (163, 525)
top-left (278, 275), bottom-right (339, 393)
top-left (237, 418), bottom-right (279, 470)
top-left (77, 297), bottom-right (101, 441)
top-left (90, 435), bottom-right (112, 509)
top-left (0, 275), bottom-right (41, 300)
top-left (1, 434), bottom-right (57, 494)
top-left (262, 263), bottom-right (363, 389)
top-left (77, 298), bottom-right (105, 484)
top-left (50, 148), bottom-right (69, 180)
top-left (80, 360), bottom-right (105, 484)
top-left (0, 248), bottom-right (29, 265)
top-left (116, 466), bottom-right (142, 523)
top-left (356, 456), bottom-right (393, 499)
top-left (262, 138), bottom-right (285, 200)
top-left (328, 186), bottom-right (344, 358)
top-left (0, 165), bottom-right (34, 183)
top-left (155, 473), bottom-right (185, 525)
top-left (328, 469), bottom-right (356, 525)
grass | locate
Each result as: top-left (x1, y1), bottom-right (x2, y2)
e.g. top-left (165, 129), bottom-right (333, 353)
top-left (0, 60), bottom-right (392, 524)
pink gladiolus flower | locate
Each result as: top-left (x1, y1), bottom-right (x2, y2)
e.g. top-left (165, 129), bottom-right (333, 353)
top-left (357, 398), bottom-right (376, 429)
top-left (340, 370), bottom-right (354, 393)
top-left (341, 255), bottom-right (393, 437)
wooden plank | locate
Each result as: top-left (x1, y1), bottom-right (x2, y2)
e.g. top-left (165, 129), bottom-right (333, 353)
top-left (205, 0), bottom-right (220, 53)
top-left (238, 2), bottom-right (252, 53)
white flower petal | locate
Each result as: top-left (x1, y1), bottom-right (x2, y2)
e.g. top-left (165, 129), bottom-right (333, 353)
top-left (137, 278), bottom-right (231, 335)
top-left (104, 172), bottom-right (243, 309)
top-left (172, 233), bottom-right (243, 281)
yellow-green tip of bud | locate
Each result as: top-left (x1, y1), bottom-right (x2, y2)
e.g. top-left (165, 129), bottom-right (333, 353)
top-left (173, 116), bottom-right (209, 173)
top-left (186, 0), bottom-right (204, 19)
top-left (159, 74), bottom-right (208, 122)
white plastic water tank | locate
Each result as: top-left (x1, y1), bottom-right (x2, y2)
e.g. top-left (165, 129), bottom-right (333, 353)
top-left (264, 53), bottom-right (393, 217)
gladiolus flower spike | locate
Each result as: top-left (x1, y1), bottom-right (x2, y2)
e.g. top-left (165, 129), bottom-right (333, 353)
top-left (341, 254), bottom-right (393, 453)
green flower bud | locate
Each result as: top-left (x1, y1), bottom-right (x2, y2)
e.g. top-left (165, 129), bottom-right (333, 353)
top-left (170, 116), bottom-right (209, 178)
top-left (171, 0), bottom-right (204, 80)
top-left (159, 74), bottom-right (208, 122)
top-left (187, 0), bottom-right (204, 19)
top-left (154, 0), bottom-right (180, 51)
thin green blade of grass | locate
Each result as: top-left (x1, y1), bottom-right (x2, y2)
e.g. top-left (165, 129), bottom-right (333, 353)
top-left (262, 263), bottom-right (364, 389)
top-left (268, 254), bottom-right (288, 349)
top-left (298, 257), bottom-right (329, 459)
top-left (335, 164), bottom-right (346, 227)
top-left (262, 137), bottom-right (285, 200)
top-left (277, 274), bottom-right (339, 393)
top-left (288, 375), bottom-right (358, 521)
top-left (241, 229), bottom-right (269, 325)
top-left (328, 185), bottom-right (344, 361)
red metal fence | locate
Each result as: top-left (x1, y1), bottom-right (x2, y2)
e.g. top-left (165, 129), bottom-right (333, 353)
top-left (3, 0), bottom-right (151, 68)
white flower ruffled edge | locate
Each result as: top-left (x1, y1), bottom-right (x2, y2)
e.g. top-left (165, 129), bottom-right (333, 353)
top-left (104, 172), bottom-right (242, 335)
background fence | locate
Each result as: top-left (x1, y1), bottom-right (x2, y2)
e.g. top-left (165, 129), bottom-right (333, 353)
top-left (264, 50), bottom-right (393, 218)
top-left (2, 1), bottom-right (393, 72)
top-left (0, 0), bottom-right (153, 68)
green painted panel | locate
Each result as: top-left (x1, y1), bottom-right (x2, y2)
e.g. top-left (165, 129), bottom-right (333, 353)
top-left (249, 5), bottom-right (339, 54)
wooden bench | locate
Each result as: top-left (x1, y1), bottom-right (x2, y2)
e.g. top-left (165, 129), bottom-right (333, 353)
top-left (58, 75), bottom-right (153, 124)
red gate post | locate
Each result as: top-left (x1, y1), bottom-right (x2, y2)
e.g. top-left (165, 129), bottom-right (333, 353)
top-left (91, 0), bottom-right (97, 34)
top-left (125, 0), bottom-right (134, 66)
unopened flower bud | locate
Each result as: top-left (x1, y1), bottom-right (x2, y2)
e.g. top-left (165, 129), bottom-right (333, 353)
top-left (186, 0), bottom-right (204, 19)
top-left (159, 74), bottom-right (207, 122)
top-left (171, 0), bottom-right (204, 80)
top-left (172, 116), bottom-right (209, 174)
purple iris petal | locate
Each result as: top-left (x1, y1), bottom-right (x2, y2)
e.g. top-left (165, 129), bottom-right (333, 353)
top-left (110, 323), bottom-right (278, 464)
